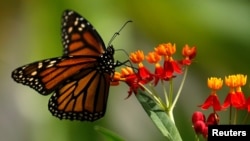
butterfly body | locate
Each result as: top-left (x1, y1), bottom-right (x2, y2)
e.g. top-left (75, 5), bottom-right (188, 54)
top-left (12, 10), bottom-right (118, 121)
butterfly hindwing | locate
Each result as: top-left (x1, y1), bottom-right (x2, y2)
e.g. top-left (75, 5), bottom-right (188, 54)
top-left (48, 68), bottom-right (110, 121)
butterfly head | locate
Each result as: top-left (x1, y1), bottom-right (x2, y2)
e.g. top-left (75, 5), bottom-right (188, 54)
top-left (106, 45), bottom-right (115, 55)
top-left (97, 45), bottom-right (116, 74)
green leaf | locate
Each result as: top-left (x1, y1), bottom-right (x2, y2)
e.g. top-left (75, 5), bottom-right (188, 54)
top-left (136, 89), bottom-right (182, 141)
top-left (94, 125), bottom-right (125, 141)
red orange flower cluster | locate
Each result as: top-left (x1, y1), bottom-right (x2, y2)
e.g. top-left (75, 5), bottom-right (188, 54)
top-left (199, 74), bottom-right (248, 111)
top-left (194, 74), bottom-right (250, 139)
top-left (112, 43), bottom-right (196, 97)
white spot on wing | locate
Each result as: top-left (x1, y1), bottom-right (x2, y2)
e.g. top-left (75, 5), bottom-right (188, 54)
top-left (68, 27), bottom-right (73, 33)
top-left (74, 18), bottom-right (78, 26)
top-left (31, 71), bottom-right (37, 76)
top-left (38, 62), bottom-right (43, 69)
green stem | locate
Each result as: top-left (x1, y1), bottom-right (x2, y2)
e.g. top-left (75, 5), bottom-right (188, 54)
top-left (234, 109), bottom-right (237, 124)
top-left (168, 108), bottom-right (175, 124)
top-left (242, 112), bottom-right (249, 124)
top-left (162, 80), bottom-right (169, 107)
top-left (195, 134), bottom-right (200, 141)
top-left (229, 106), bottom-right (232, 124)
top-left (139, 83), bottom-right (167, 110)
top-left (169, 66), bottom-right (188, 112)
top-left (149, 84), bottom-right (162, 101)
top-left (168, 79), bottom-right (173, 106)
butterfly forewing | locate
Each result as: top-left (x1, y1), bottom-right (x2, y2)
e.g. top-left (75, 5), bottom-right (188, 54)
top-left (62, 10), bottom-right (106, 56)
top-left (12, 58), bottom-right (63, 95)
top-left (11, 56), bottom-right (97, 95)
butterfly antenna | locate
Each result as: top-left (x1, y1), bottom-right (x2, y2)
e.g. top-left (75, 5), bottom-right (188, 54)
top-left (107, 20), bottom-right (132, 47)
top-left (115, 48), bottom-right (138, 72)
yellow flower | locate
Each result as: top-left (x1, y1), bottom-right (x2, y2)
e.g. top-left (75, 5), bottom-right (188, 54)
top-left (120, 67), bottom-right (134, 77)
top-left (235, 74), bottom-right (247, 86)
top-left (129, 50), bottom-right (144, 64)
top-left (154, 43), bottom-right (176, 56)
top-left (224, 74), bottom-right (247, 88)
top-left (182, 44), bottom-right (196, 58)
top-left (207, 77), bottom-right (223, 90)
top-left (146, 51), bottom-right (161, 64)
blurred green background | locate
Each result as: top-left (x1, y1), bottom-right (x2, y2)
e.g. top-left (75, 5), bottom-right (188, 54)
top-left (1, 0), bottom-right (250, 141)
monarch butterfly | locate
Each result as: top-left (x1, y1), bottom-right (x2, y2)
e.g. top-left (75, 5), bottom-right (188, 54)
top-left (11, 10), bottom-right (128, 121)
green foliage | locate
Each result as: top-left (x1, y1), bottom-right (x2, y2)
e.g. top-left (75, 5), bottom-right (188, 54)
top-left (136, 90), bottom-right (182, 141)
top-left (95, 126), bottom-right (125, 141)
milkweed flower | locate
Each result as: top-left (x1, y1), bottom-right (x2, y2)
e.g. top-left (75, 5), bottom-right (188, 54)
top-left (154, 43), bottom-right (182, 80)
top-left (111, 72), bottom-right (122, 86)
top-left (222, 74), bottom-right (247, 109)
top-left (192, 111), bottom-right (206, 125)
top-left (130, 50), bottom-right (153, 83)
top-left (129, 50), bottom-right (144, 64)
top-left (193, 120), bottom-right (207, 138)
top-left (206, 112), bottom-right (219, 126)
top-left (199, 77), bottom-right (223, 111)
top-left (111, 67), bottom-right (141, 97)
top-left (235, 74), bottom-right (247, 109)
top-left (146, 51), bottom-right (165, 85)
top-left (181, 44), bottom-right (197, 65)
top-left (120, 67), bottom-right (141, 97)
